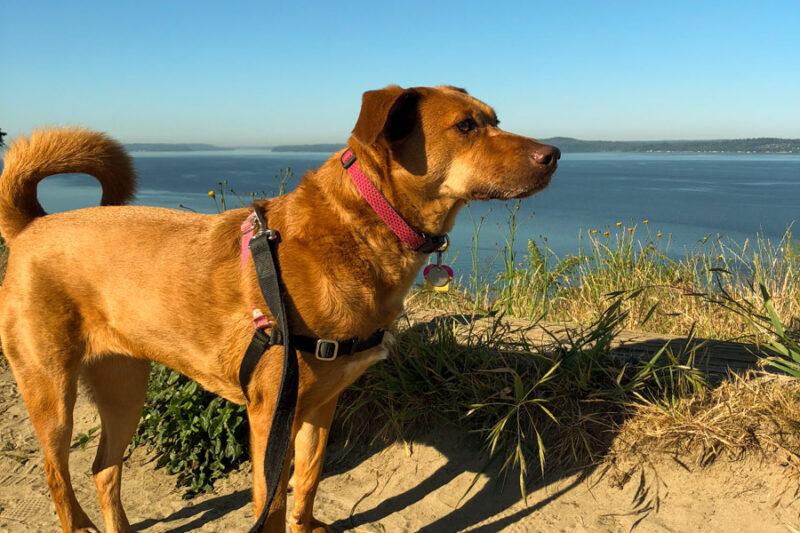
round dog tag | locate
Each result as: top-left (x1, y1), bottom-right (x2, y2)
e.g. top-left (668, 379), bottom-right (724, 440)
top-left (423, 264), bottom-right (453, 287)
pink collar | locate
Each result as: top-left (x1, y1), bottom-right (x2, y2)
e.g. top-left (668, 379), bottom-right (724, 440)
top-left (341, 149), bottom-right (447, 253)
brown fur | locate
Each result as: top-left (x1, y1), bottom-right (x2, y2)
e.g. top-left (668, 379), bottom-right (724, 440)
top-left (0, 86), bottom-right (558, 533)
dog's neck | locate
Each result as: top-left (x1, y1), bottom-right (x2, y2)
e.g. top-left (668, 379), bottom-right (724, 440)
top-left (281, 145), bottom-right (463, 325)
top-left (297, 146), bottom-right (464, 257)
top-left (357, 143), bottom-right (464, 238)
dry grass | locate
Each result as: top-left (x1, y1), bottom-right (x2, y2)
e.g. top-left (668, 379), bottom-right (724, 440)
top-left (454, 221), bottom-right (800, 343)
top-left (598, 371), bottom-right (800, 515)
top-left (613, 372), bottom-right (800, 466)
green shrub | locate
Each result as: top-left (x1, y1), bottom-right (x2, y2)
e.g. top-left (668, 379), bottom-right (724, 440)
top-left (132, 364), bottom-right (249, 498)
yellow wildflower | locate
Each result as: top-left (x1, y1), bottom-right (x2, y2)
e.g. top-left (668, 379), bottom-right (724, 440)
top-left (657, 233), bottom-right (662, 238)
top-left (208, 190), bottom-right (216, 198)
top-left (616, 222), bottom-right (622, 227)
top-left (643, 219), bottom-right (649, 224)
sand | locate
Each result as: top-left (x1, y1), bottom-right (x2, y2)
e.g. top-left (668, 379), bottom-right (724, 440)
top-left (0, 364), bottom-right (798, 533)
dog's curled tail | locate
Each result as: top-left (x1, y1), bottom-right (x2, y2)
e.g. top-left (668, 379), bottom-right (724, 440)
top-left (0, 127), bottom-right (136, 242)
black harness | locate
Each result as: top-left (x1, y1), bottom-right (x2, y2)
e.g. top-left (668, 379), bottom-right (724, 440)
top-left (238, 209), bottom-right (384, 532)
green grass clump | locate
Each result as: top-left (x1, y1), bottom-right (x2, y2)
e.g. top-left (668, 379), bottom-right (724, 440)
top-left (461, 207), bottom-right (800, 343)
top-left (338, 296), bottom-right (706, 499)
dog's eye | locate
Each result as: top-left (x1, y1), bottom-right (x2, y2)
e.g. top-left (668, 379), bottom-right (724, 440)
top-left (455, 118), bottom-right (477, 134)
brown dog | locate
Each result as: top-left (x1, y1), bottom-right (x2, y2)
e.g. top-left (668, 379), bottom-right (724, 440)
top-left (0, 85), bottom-right (558, 533)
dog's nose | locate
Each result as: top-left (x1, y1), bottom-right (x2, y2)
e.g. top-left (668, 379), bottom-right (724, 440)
top-left (531, 145), bottom-right (561, 166)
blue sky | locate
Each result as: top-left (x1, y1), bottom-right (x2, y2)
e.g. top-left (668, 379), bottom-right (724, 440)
top-left (1, 1), bottom-right (799, 145)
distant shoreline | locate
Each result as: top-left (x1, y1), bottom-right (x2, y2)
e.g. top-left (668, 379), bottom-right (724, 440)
top-left (125, 143), bottom-right (236, 152)
top-left (124, 137), bottom-right (800, 154)
top-left (270, 144), bottom-right (344, 153)
top-left (546, 137), bottom-right (800, 154)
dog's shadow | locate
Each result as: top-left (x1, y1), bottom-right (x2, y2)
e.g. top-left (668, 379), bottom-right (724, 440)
top-left (324, 435), bottom-right (599, 533)
top-left (318, 312), bottom-right (609, 532)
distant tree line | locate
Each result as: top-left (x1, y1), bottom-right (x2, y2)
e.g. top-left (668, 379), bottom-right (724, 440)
top-left (543, 137), bottom-right (800, 154)
top-left (123, 143), bottom-right (234, 152)
top-left (270, 138), bottom-right (800, 154)
top-left (0, 127), bottom-right (6, 148)
top-left (271, 143), bottom-right (345, 153)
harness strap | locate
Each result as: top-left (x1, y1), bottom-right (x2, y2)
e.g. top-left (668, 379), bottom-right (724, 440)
top-left (292, 328), bottom-right (385, 360)
top-left (242, 224), bottom-right (299, 533)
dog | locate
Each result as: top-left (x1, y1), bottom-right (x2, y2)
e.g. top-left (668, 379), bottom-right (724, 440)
top-left (0, 85), bottom-right (559, 533)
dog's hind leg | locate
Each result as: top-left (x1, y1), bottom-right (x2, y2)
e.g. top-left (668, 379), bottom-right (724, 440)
top-left (80, 355), bottom-right (150, 533)
top-left (3, 341), bottom-right (98, 533)
top-left (289, 395), bottom-right (338, 533)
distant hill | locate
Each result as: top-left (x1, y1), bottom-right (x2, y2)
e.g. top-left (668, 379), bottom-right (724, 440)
top-left (124, 138), bottom-right (800, 154)
top-left (125, 143), bottom-right (234, 152)
top-left (271, 144), bottom-right (344, 153)
top-left (541, 137), bottom-right (800, 154)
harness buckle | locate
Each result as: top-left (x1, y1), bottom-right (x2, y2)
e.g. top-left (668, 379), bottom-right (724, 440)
top-left (341, 150), bottom-right (357, 169)
top-left (252, 209), bottom-right (278, 240)
top-left (315, 339), bottom-right (340, 361)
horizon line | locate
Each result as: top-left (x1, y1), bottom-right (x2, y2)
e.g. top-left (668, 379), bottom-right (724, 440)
top-left (120, 135), bottom-right (800, 148)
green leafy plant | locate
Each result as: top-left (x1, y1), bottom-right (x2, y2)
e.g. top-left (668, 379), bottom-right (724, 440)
top-left (73, 425), bottom-right (101, 450)
top-left (757, 283), bottom-right (800, 377)
top-left (132, 364), bottom-right (249, 498)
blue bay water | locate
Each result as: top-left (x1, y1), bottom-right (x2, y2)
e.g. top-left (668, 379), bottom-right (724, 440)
top-left (31, 150), bottom-right (800, 280)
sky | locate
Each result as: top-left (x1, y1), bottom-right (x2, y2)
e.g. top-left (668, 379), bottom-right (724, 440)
top-left (1, 1), bottom-right (799, 146)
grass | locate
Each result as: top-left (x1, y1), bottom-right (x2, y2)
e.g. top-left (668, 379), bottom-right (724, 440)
top-left (344, 204), bottom-right (800, 500)
top-left (614, 372), bottom-right (800, 467)
top-left (460, 204), bottom-right (800, 344)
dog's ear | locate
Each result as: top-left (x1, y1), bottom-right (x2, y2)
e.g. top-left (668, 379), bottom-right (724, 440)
top-left (352, 86), bottom-right (420, 146)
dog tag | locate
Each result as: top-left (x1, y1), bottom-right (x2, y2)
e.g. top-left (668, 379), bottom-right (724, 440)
top-left (424, 265), bottom-right (452, 287)
top-left (423, 248), bottom-right (453, 292)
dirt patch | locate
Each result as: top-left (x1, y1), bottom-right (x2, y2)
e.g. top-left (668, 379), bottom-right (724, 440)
top-left (0, 365), bottom-right (798, 532)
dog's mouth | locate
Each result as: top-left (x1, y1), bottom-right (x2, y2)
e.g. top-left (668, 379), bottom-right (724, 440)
top-left (470, 167), bottom-right (556, 201)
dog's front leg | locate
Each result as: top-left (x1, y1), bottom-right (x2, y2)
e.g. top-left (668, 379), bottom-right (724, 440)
top-left (289, 395), bottom-right (339, 533)
top-left (247, 397), bottom-right (293, 533)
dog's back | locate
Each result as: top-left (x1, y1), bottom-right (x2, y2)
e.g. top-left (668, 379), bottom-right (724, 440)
top-left (0, 129), bottom-right (251, 400)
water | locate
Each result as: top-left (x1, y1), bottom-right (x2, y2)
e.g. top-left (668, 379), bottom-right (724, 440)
top-left (29, 150), bottom-right (800, 279)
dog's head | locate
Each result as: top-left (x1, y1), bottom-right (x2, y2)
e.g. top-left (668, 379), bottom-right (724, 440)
top-left (350, 85), bottom-right (559, 202)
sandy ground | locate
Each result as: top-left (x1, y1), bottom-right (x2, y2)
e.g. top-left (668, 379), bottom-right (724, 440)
top-left (1, 364), bottom-right (798, 533)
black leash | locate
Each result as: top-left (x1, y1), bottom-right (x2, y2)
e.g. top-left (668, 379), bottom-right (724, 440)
top-left (240, 221), bottom-right (298, 533)
top-left (238, 211), bottom-right (385, 532)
